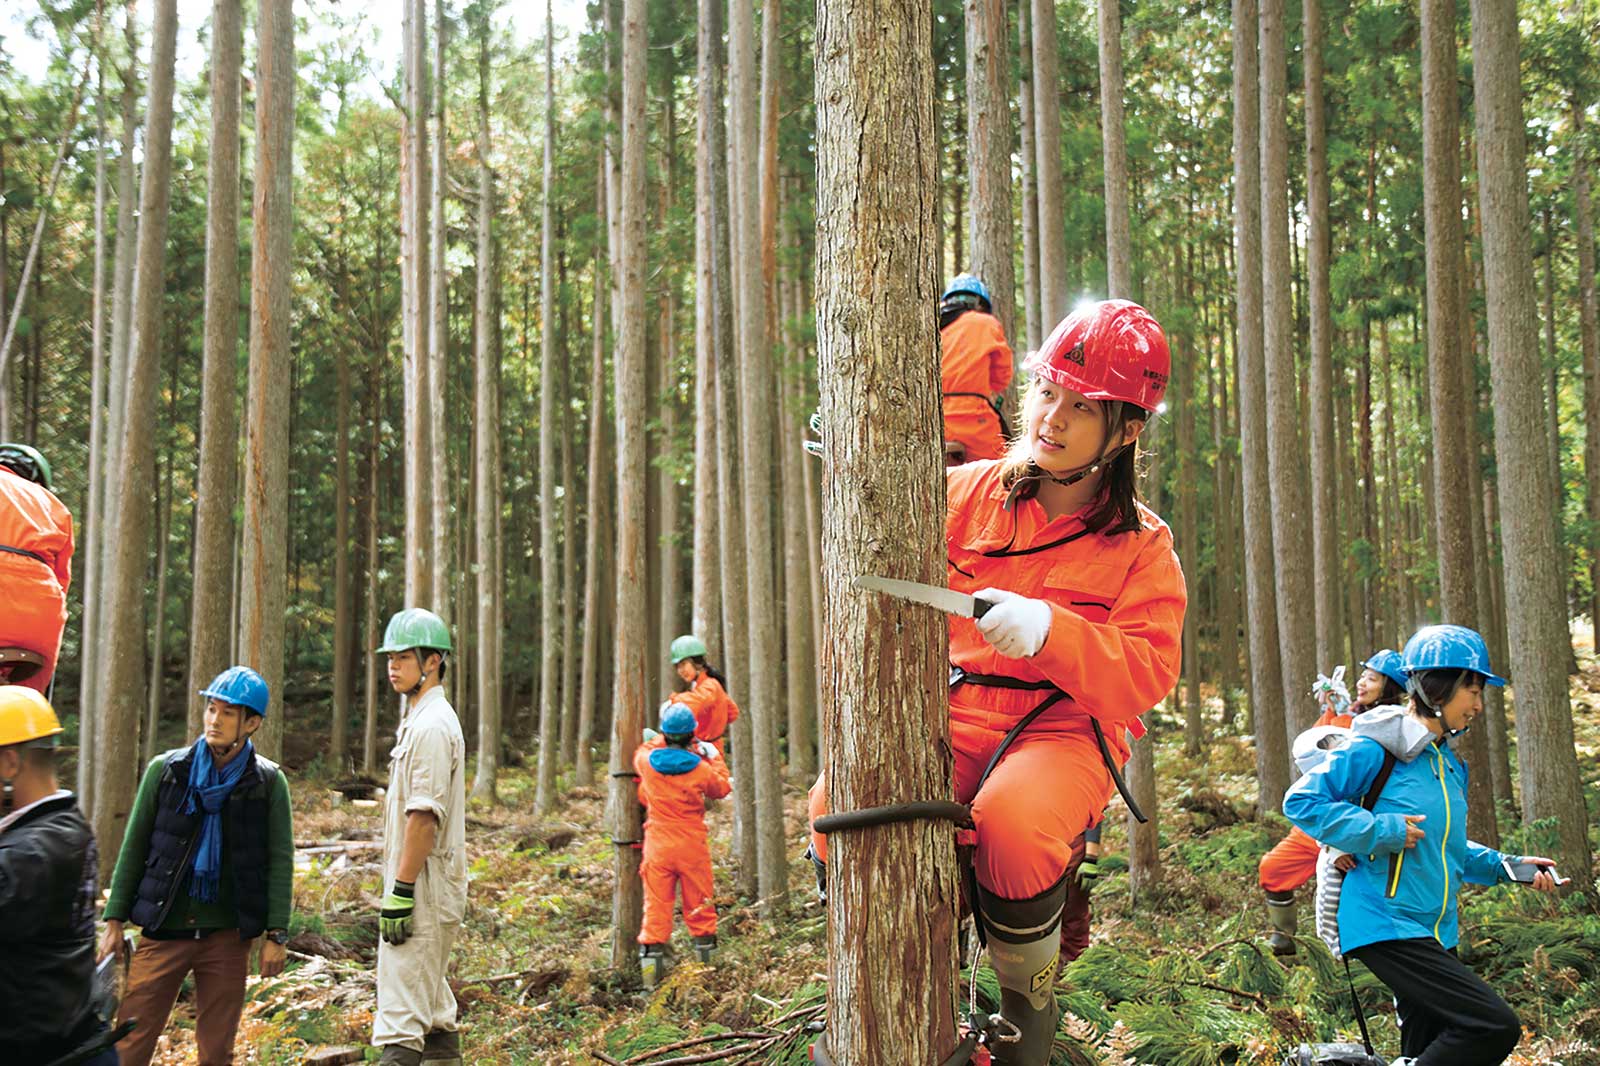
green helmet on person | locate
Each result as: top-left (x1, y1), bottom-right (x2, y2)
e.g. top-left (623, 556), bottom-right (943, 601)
top-left (376, 608), bottom-right (453, 655)
top-left (669, 634), bottom-right (708, 664)
top-left (0, 443), bottom-right (52, 491)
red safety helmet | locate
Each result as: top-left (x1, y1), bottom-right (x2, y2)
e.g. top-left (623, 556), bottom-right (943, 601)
top-left (1023, 299), bottom-right (1170, 412)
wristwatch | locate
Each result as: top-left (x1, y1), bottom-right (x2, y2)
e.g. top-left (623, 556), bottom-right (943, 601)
top-left (265, 929), bottom-right (290, 945)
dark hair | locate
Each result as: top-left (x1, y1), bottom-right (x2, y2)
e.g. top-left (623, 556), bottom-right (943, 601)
top-left (1408, 668), bottom-right (1482, 715)
top-left (1360, 675), bottom-right (1405, 708)
top-left (689, 656), bottom-right (730, 693)
top-left (22, 745), bottom-right (57, 775)
top-left (418, 647), bottom-right (448, 682)
top-left (664, 732), bottom-right (694, 748)
top-left (999, 388), bottom-right (1149, 536)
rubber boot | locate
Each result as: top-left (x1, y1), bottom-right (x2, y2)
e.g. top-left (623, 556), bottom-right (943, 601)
top-left (422, 1029), bottom-right (461, 1065)
top-left (692, 934), bottom-right (717, 964)
top-left (805, 844), bottom-right (827, 903)
top-left (1265, 890), bottom-right (1297, 956)
top-left (640, 943), bottom-right (668, 989)
top-left (377, 1046), bottom-right (423, 1066)
top-left (978, 880), bottom-right (1066, 1066)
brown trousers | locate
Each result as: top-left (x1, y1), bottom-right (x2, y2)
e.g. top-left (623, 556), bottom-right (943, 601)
top-left (115, 931), bottom-right (254, 1066)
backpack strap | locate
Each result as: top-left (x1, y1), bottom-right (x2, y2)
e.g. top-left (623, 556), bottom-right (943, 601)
top-left (1345, 747), bottom-right (1397, 1059)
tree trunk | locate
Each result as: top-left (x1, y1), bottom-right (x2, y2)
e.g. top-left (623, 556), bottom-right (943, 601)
top-left (363, 350), bottom-right (382, 777)
top-left (560, 248), bottom-right (580, 771)
top-left (93, 0), bottom-right (178, 878)
top-left (1304, 0), bottom-right (1339, 670)
top-left (782, 312), bottom-right (816, 779)
top-left (469, 10), bottom-right (501, 805)
top-left (578, 201), bottom-right (610, 788)
top-left (429, 0), bottom-right (451, 623)
top-left (1016, 0), bottom-right (1042, 351)
top-left (188, 0), bottom-right (242, 741)
top-left (1575, 99), bottom-right (1600, 639)
top-left (609, 0), bottom-right (650, 970)
top-left (1030, 0), bottom-right (1067, 325)
top-left (144, 449), bottom-right (172, 764)
top-left (81, 52), bottom-right (110, 807)
top-left (403, 0), bottom-right (434, 606)
top-left (815, 0), bottom-right (960, 1048)
top-left (964, 0), bottom-right (1015, 338)
top-left (1259, 0), bottom-right (1315, 740)
top-left (535, 0), bottom-right (561, 815)
top-left (1471, 0), bottom-right (1594, 890)
top-left (731, 0), bottom-right (788, 907)
top-left (1097, 0), bottom-right (1131, 298)
top-left (1234, 0), bottom-right (1287, 810)
top-left (238, 0), bottom-right (294, 760)
top-left (1211, 291), bottom-right (1241, 728)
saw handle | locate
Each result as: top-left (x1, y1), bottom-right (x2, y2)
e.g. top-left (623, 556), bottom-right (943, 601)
top-left (972, 596), bottom-right (995, 620)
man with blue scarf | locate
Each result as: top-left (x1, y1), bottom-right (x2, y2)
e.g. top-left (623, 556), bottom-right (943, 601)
top-left (99, 666), bottom-right (294, 1066)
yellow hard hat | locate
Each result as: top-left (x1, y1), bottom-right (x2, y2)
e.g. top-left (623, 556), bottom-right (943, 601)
top-left (0, 685), bottom-right (63, 748)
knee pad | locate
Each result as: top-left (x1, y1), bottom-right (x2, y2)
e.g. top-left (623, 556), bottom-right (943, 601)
top-left (977, 876), bottom-right (1068, 1012)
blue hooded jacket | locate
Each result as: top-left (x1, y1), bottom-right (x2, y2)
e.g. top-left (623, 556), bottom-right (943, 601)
top-left (1283, 707), bottom-right (1511, 954)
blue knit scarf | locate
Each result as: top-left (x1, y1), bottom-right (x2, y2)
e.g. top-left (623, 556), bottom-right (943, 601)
top-left (182, 736), bottom-right (253, 903)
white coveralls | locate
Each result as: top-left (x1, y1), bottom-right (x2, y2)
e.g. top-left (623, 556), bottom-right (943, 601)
top-left (375, 686), bottom-right (468, 1051)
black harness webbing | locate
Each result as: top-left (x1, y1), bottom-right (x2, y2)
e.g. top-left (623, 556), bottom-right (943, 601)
top-left (0, 543), bottom-right (49, 565)
top-left (1342, 748), bottom-right (1399, 1059)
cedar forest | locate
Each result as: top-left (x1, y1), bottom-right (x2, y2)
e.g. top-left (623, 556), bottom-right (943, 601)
top-left (1, 0), bottom-right (1599, 1061)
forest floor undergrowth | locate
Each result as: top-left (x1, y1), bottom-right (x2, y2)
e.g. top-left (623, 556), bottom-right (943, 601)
top-left (138, 659), bottom-right (1600, 1066)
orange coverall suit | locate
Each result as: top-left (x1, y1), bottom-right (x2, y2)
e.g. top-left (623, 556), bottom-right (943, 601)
top-left (672, 672), bottom-right (740, 758)
top-left (634, 738), bottom-right (733, 944)
top-left (1257, 705), bottom-right (1359, 893)
top-left (0, 466), bottom-right (74, 692)
top-left (940, 311), bottom-right (1014, 463)
top-left (810, 460), bottom-right (1186, 902)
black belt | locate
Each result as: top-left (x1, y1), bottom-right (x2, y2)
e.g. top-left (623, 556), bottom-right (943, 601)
top-left (0, 543), bottom-right (49, 565)
top-left (951, 668), bottom-right (1147, 824)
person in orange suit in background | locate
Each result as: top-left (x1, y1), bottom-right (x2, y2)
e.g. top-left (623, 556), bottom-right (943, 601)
top-left (0, 444), bottom-right (74, 693)
top-left (635, 702), bottom-right (732, 988)
top-left (666, 635), bottom-right (740, 758)
top-left (809, 300), bottom-right (1185, 1065)
top-left (1259, 649), bottom-right (1407, 955)
top-left (939, 274), bottom-right (1014, 464)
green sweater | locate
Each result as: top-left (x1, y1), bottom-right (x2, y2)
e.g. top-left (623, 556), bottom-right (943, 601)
top-left (104, 750), bottom-right (295, 933)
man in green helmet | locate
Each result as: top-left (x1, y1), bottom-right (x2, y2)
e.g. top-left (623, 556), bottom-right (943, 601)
top-left (372, 608), bottom-right (466, 1066)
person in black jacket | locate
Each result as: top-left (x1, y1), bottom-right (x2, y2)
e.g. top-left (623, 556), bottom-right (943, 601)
top-left (0, 685), bottom-right (116, 1066)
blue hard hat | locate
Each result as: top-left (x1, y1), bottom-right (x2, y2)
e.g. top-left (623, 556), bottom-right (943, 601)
top-left (1401, 625), bottom-right (1506, 687)
top-left (941, 273), bottom-right (992, 309)
top-left (660, 702), bottom-right (698, 737)
top-left (1360, 648), bottom-right (1408, 689)
top-left (199, 666), bottom-right (272, 717)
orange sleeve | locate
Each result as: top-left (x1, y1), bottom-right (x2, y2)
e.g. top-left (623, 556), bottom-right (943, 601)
top-left (1030, 526), bottom-right (1186, 727)
top-left (987, 321), bottom-right (1014, 396)
top-left (50, 498), bottom-right (74, 595)
top-left (632, 744), bottom-right (651, 807)
top-left (698, 755), bottom-right (732, 800)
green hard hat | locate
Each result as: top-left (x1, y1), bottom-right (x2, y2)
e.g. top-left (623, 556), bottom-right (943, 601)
top-left (377, 607), bottom-right (453, 654)
top-left (669, 634), bottom-right (708, 664)
top-left (0, 442), bottom-right (52, 491)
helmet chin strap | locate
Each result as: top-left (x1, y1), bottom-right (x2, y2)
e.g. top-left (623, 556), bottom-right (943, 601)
top-left (1003, 439), bottom-right (1132, 512)
top-left (1407, 670), bottom-right (1471, 738)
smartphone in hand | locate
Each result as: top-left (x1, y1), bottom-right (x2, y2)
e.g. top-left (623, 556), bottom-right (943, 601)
top-left (1502, 858), bottom-right (1570, 886)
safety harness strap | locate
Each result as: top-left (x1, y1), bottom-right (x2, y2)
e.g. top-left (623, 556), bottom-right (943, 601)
top-left (0, 543), bottom-right (49, 565)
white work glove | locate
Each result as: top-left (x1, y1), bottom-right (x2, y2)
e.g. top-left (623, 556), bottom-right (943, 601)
top-left (643, 727), bottom-right (661, 743)
top-left (973, 587), bottom-right (1053, 659)
top-left (696, 740), bottom-right (718, 759)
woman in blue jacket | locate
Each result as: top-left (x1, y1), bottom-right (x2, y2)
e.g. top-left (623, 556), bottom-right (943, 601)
top-left (1284, 624), bottom-right (1559, 1066)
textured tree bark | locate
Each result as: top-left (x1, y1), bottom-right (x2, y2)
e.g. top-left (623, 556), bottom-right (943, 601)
top-left (1304, 0), bottom-right (1340, 671)
top-left (1097, 0), bottom-right (1131, 298)
top-left (535, 0), bottom-right (561, 816)
top-left (239, 0), bottom-right (294, 760)
top-left (815, 0), bottom-right (959, 1049)
top-left (1031, 0), bottom-right (1067, 325)
top-left (609, 0), bottom-right (649, 969)
top-left (1178, 245), bottom-right (1201, 758)
top-left (690, 0), bottom-right (725, 667)
top-left (81, 51), bottom-right (110, 809)
top-left (1233, 0), bottom-right (1287, 810)
top-left (363, 352), bottom-right (382, 777)
top-left (964, 0), bottom-right (1015, 339)
top-left (144, 440), bottom-right (171, 764)
top-left (469, 12), bottom-right (502, 805)
top-left (560, 247), bottom-right (580, 770)
top-left (429, 0), bottom-right (451, 624)
top-left (1471, 0), bottom-right (1593, 890)
top-left (1574, 100), bottom-right (1600, 640)
top-left (731, 0), bottom-right (787, 906)
top-left (577, 169), bottom-right (610, 788)
top-left (1259, 0), bottom-right (1315, 740)
top-left (93, 0), bottom-right (178, 877)
top-left (403, 0), bottom-right (434, 607)
top-left (1016, 0), bottom-right (1042, 351)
